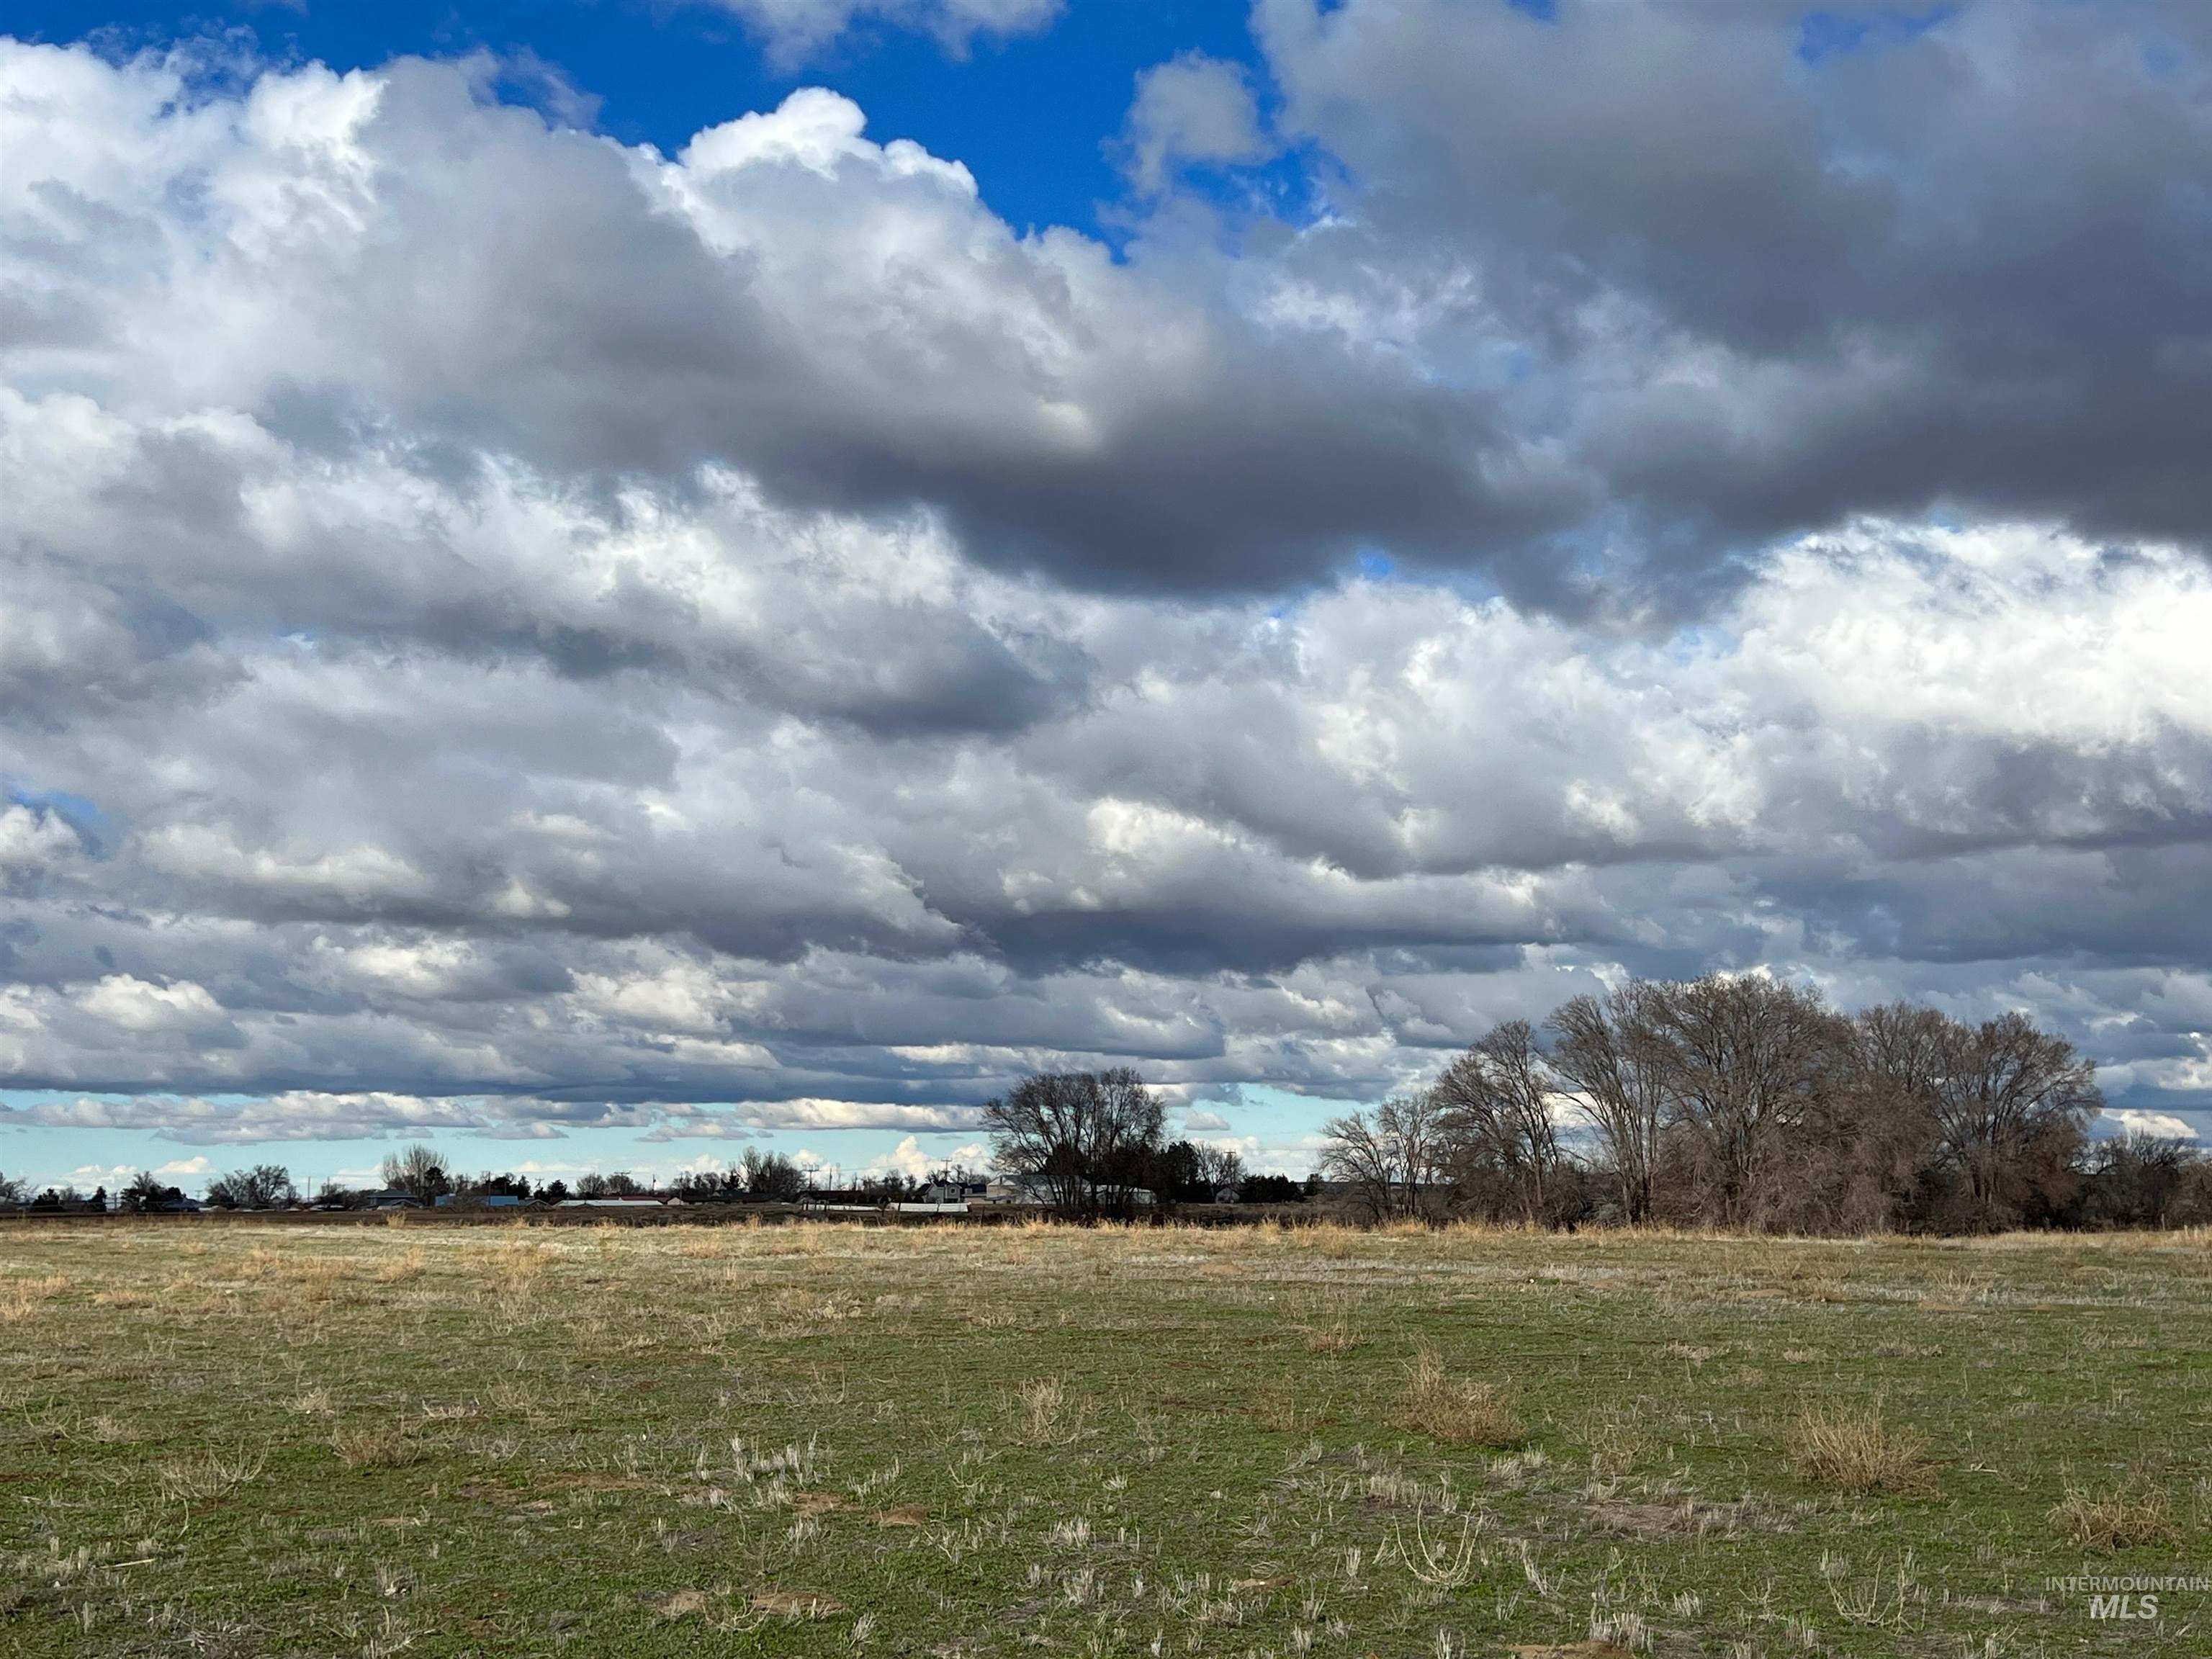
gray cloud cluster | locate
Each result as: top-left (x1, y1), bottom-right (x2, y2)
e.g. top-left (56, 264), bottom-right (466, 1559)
top-left (2, 14), bottom-right (2210, 1156)
top-left (1255, 0), bottom-right (2212, 590)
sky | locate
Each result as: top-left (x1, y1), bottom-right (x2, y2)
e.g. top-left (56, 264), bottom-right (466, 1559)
top-left (4, 0), bottom-right (2211, 1199)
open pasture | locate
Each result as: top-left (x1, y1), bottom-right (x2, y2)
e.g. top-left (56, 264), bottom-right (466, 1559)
top-left (3, 1220), bottom-right (2207, 1656)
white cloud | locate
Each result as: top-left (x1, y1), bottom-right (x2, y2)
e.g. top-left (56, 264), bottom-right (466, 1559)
top-left (867, 1134), bottom-right (935, 1180)
top-left (0, 804), bottom-right (83, 871)
top-left (2106, 1109), bottom-right (2198, 1141)
top-left (1123, 53), bottom-right (1270, 194)
top-left (78, 976), bottom-right (230, 1035)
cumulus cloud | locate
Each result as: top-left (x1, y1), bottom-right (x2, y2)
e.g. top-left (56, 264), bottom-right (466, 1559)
top-left (0, 21), bottom-right (2208, 1158)
top-left (1122, 53), bottom-right (1271, 194)
top-left (862, 1133), bottom-right (986, 1180)
top-left (1, 46), bottom-right (1524, 601)
top-left (2107, 1110), bottom-right (2199, 1142)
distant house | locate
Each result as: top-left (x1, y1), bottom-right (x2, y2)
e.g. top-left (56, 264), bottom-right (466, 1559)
top-left (364, 1190), bottom-right (423, 1210)
top-left (557, 1194), bottom-right (674, 1208)
top-left (435, 1193), bottom-right (523, 1208)
top-left (980, 1179), bottom-right (1047, 1206)
top-left (916, 1179), bottom-right (989, 1205)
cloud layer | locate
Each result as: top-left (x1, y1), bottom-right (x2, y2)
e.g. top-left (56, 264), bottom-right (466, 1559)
top-left (4, 7), bottom-right (2210, 1156)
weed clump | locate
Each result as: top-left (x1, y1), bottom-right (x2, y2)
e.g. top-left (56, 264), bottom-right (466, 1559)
top-left (2049, 1477), bottom-right (2178, 1551)
top-left (1401, 1343), bottom-right (1522, 1447)
top-left (1789, 1403), bottom-right (1929, 1495)
top-left (331, 1425), bottom-right (421, 1470)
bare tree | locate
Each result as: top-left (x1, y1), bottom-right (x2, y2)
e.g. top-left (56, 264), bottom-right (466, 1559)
top-left (1855, 1001), bottom-right (1951, 1101)
top-left (983, 1068), bottom-right (1165, 1219)
top-left (742, 1147), bottom-right (806, 1201)
top-left (1546, 986), bottom-right (1670, 1224)
top-left (1429, 1020), bottom-right (1563, 1223)
top-left (1637, 974), bottom-right (1851, 1227)
top-left (1197, 1145), bottom-right (1246, 1194)
top-left (122, 1170), bottom-right (175, 1213)
top-left (1930, 1012), bottom-right (2101, 1228)
top-left (577, 1170), bottom-right (644, 1197)
top-left (381, 1144), bottom-right (450, 1205)
top-left (205, 1164), bottom-right (297, 1210)
top-left (1320, 1093), bottom-right (1448, 1221)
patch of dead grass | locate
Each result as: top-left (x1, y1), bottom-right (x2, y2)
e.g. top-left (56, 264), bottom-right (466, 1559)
top-left (1789, 1403), bottom-right (1930, 1495)
top-left (0, 1274), bottom-right (69, 1321)
top-left (2049, 1475), bottom-right (2178, 1551)
top-left (1300, 1317), bottom-right (1356, 1354)
top-left (156, 1449), bottom-right (264, 1503)
top-left (331, 1425), bottom-right (421, 1470)
top-left (1400, 1342), bottom-right (1521, 1447)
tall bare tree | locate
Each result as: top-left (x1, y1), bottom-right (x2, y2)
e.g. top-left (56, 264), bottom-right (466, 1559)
top-left (1197, 1145), bottom-right (1246, 1193)
top-left (1637, 974), bottom-right (1851, 1227)
top-left (1854, 1001), bottom-right (1951, 1101)
top-left (381, 1143), bottom-right (450, 1205)
top-left (1320, 1093), bottom-right (1448, 1221)
top-left (983, 1068), bottom-right (1165, 1219)
top-left (1429, 1020), bottom-right (1562, 1223)
top-left (1930, 1012), bottom-right (2101, 1228)
top-left (1546, 986), bottom-right (1670, 1224)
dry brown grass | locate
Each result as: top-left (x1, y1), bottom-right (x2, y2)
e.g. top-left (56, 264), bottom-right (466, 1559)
top-left (1010, 1375), bottom-right (1089, 1446)
top-left (0, 1273), bottom-right (69, 1321)
top-left (1788, 1403), bottom-right (1930, 1495)
top-left (374, 1246), bottom-right (428, 1284)
top-left (1301, 1316), bottom-right (1357, 1354)
top-left (156, 1449), bottom-right (264, 1503)
top-left (480, 1241), bottom-right (551, 1297)
top-left (1400, 1342), bottom-right (1522, 1447)
top-left (331, 1425), bottom-right (421, 1470)
top-left (1249, 1375), bottom-right (1311, 1434)
top-left (2049, 1476), bottom-right (2179, 1551)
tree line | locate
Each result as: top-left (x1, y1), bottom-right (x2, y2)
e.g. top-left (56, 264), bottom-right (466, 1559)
top-left (1321, 973), bottom-right (2207, 1234)
top-left (0, 1144), bottom-right (825, 1213)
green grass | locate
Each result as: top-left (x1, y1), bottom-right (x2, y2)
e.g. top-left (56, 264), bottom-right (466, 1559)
top-left (3, 1219), bottom-right (2208, 1655)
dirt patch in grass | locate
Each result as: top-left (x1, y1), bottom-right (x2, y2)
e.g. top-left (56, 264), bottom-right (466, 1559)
top-left (1584, 1494), bottom-right (1797, 1539)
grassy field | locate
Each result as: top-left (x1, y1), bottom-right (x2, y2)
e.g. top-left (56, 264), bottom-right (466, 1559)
top-left (3, 1220), bottom-right (2206, 1657)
